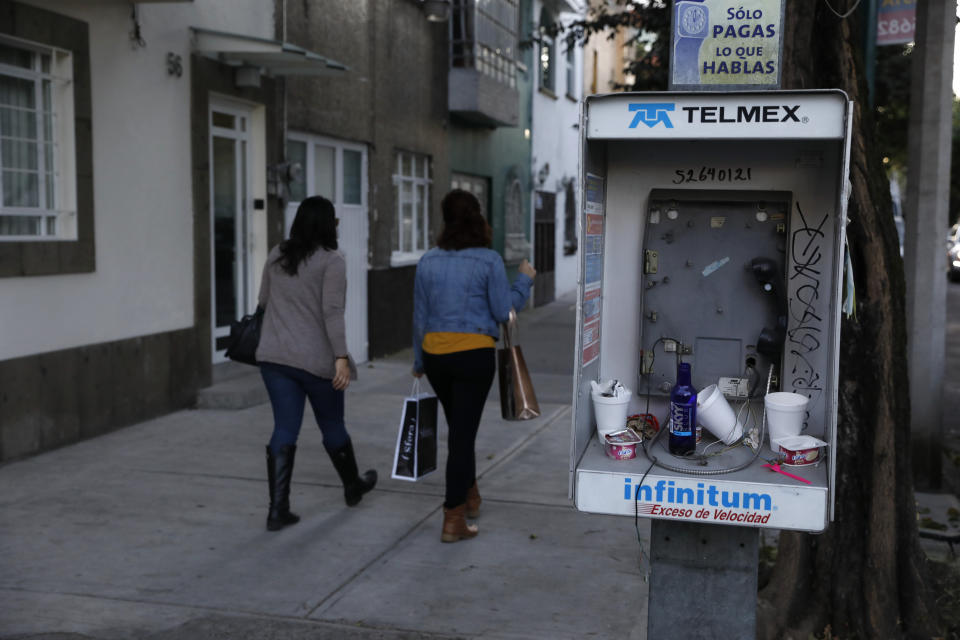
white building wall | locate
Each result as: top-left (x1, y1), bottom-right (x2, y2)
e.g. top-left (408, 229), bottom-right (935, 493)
top-left (582, 8), bottom-right (632, 96)
top-left (0, 0), bottom-right (274, 361)
top-left (531, 2), bottom-right (584, 300)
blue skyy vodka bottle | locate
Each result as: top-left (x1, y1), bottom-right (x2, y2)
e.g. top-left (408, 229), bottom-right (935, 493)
top-left (669, 362), bottom-right (697, 456)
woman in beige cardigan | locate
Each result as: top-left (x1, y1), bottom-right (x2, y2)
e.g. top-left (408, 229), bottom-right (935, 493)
top-left (256, 196), bottom-right (376, 531)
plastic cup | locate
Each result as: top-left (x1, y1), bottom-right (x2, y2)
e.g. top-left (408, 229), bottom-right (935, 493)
top-left (764, 392), bottom-right (809, 448)
top-left (592, 388), bottom-right (632, 443)
top-left (697, 384), bottom-right (743, 444)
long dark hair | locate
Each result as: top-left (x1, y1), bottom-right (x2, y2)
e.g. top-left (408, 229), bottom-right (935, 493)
top-left (437, 189), bottom-right (492, 250)
top-left (276, 196), bottom-right (338, 275)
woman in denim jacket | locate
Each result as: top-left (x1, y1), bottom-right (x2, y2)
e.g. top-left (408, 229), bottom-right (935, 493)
top-left (413, 189), bottom-right (536, 542)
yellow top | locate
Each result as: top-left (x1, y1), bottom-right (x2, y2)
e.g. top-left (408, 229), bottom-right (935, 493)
top-left (423, 332), bottom-right (496, 354)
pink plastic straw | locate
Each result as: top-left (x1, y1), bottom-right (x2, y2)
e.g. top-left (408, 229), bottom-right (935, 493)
top-left (763, 463), bottom-right (812, 484)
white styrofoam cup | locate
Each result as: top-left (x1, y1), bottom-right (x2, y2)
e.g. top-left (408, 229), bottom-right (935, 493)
top-left (697, 384), bottom-right (744, 444)
top-left (592, 387), bottom-right (632, 443)
top-left (764, 391), bottom-right (809, 448)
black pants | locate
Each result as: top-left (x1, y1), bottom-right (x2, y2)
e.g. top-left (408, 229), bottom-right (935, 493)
top-left (423, 348), bottom-right (496, 509)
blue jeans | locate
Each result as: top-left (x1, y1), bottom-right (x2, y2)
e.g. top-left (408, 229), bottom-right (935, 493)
top-left (260, 362), bottom-right (349, 454)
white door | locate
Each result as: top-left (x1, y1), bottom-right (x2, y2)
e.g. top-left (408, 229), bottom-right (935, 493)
top-left (210, 101), bottom-right (254, 362)
top-left (285, 134), bottom-right (369, 363)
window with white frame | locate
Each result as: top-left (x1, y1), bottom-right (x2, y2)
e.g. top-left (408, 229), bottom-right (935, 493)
top-left (563, 179), bottom-right (577, 255)
top-left (565, 41), bottom-right (577, 100)
top-left (285, 132), bottom-right (366, 236)
top-left (0, 36), bottom-right (75, 240)
top-left (392, 150), bottom-right (432, 264)
top-left (451, 172), bottom-right (489, 221)
top-left (390, 151), bottom-right (433, 266)
top-left (538, 7), bottom-right (556, 94)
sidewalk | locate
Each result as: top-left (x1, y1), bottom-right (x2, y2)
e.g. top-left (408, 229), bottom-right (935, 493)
top-left (4, 288), bottom-right (958, 640)
top-left (0, 294), bottom-right (650, 640)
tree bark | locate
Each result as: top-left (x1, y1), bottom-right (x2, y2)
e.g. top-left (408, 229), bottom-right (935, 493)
top-left (757, 4), bottom-right (939, 638)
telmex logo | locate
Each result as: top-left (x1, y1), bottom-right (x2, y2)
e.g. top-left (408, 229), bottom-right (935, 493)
top-left (628, 103), bottom-right (804, 127)
top-left (628, 103), bottom-right (675, 129)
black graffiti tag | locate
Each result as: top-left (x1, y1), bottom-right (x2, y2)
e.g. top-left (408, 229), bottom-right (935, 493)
top-left (786, 202), bottom-right (827, 407)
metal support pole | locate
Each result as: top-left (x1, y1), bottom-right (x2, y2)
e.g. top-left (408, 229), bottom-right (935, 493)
top-left (904, 0), bottom-right (956, 490)
top-left (864, 0), bottom-right (877, 106)
top-left (647, 520), bottom-right (759, 640)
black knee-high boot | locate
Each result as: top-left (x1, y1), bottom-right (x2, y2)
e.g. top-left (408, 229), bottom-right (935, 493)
top-left (326, 439), bottom-right (377, 506)
top-left (266, 444), bottom-right (300, 531)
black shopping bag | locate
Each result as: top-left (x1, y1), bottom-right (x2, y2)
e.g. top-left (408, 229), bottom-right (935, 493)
top-left (391, 382), bottom-right (438, 481)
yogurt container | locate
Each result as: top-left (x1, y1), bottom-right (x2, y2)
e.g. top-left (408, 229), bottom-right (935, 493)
top-left (604, 427), bottom-right (643, 461)
top-left (774, 434), bottom-right (828, 467)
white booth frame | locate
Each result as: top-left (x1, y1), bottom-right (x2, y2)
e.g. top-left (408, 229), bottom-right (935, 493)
top-left (569, 90), bottom-right (853, 533)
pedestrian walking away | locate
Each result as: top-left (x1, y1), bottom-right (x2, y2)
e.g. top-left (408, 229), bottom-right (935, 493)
top-left (412, 189), bottom-right (536, 542)
top-left (255, 195), bottom-right (376, 532)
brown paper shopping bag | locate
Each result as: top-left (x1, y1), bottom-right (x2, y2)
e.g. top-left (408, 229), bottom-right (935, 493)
top-left (497, 310), bottom-right (541, 420)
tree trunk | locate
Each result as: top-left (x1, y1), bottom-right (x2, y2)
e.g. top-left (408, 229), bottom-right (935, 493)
top-left (758, 4), bottom-right (939, 638)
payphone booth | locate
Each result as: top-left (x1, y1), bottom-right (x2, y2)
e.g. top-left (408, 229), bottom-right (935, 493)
top-left (570, 90), bottom-right (853, 535)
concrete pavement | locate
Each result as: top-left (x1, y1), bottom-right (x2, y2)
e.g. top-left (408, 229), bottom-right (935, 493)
top-left (0, 293), bottom-right (650, 640)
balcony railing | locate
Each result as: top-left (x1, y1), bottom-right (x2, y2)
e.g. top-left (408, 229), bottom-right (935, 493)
top-left (449, 0), bottom-right (520, 127)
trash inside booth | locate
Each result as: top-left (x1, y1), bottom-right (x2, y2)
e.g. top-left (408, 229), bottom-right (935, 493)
top-left (570, 90), bottom-right (853, 533)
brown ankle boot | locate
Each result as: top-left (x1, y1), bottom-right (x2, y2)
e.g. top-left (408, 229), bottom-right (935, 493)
top-left (441, 504), bottom-right (478, 543)
top-left (466, 481), bottom-right (481, 519)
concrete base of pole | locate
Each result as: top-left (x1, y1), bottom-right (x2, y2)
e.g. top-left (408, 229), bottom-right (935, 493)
top-left (647, 520), bottom-right (759, 640)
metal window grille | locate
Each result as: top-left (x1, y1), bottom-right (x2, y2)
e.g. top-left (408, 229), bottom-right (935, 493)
top-left (0, 37), bottom-right (66, 239)
top-left (451, 0), bottom-right (519, 89)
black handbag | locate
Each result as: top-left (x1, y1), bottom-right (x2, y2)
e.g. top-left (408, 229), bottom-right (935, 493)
top-left (224, 306), bottom-right (264, 366)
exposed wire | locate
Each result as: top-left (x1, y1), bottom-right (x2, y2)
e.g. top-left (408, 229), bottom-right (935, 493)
top-left (746, 361), bottom-right (761, 397)
top-left (129, 3), bottom-right (146, 49)
top-left (630, 347), bottom-right (775, 568)
top-left (654, 365), bottom-right (773, 474)
top-left (638, 338), bottom-right (767, 475)
top-left (633, 454), bottom-right (656, 578)
top-left (699, 400), bottom-right (755, 457)
top-left (632, 335), bottom-right (674, 577)
top-left (822, 0), bottom-right (863, 19)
